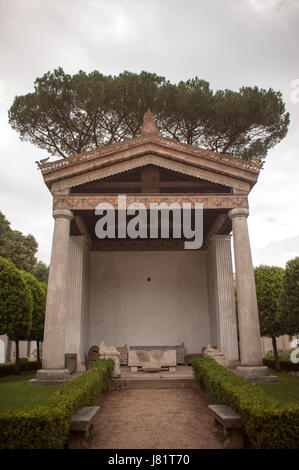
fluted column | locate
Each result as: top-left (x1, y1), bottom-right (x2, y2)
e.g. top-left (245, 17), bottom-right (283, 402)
top-left (228, 208), bottom-right (263, 366)
top-left (207, 235), bottom-right (239, 365)
top-left (42, 209), bottom-right (73, 370)
top-left (65, 236), bottom-right (89, 370)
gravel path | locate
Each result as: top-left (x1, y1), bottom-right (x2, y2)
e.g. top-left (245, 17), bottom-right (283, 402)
top-left (84, 387), bottom-right (222, 449)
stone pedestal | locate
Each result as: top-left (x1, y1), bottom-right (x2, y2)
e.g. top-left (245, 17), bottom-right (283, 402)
top-left (29, 369), bottom-right (70, 386)
top-left (236, 365), bottom-right (278, 382)
top-left (65, 353), bottom-right (77, 374)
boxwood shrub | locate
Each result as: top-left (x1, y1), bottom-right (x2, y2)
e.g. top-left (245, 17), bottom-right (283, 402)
top-left (0, 360), bottom-right (42, 377)
top-left (0, 358), bottom-right (114, 449)
top-left (263, 358), bottom-right (299, 372)
top-left (192, 356), bottom-right (299, 449)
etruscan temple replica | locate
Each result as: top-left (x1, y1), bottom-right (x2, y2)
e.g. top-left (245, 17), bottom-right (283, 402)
top-left (31, 110), bottom-right (271, 384)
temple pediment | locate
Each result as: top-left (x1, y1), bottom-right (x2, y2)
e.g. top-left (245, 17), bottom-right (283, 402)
top-left (37, 111), bottom-right (260, 195)
top-left (38, 133), bottom-right (261, 196)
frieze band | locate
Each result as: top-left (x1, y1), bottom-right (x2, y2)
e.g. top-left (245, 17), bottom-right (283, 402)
top-left (53, 193), bottom-right (249, 210)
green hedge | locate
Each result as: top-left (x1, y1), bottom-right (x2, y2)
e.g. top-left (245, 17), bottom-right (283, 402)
top-left (0, 358), bottom-right (114, 449)
top-left (192, 356), bottom-right (299, 449)
top-left (265, 349), bottom-right (296, 361)
top-left (0, 360), bottom-right (42, 378)
top-left (263, 358), bottom-right (299, 372)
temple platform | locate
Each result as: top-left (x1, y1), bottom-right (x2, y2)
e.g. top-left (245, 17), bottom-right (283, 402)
top-left (111, 365), bottom-right (196, 390)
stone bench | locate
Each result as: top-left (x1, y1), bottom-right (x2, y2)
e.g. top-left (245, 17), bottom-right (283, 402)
top-left (208, 404), bottom-right (244, 449)
top-left (68, 406), bottom-right (99, 449)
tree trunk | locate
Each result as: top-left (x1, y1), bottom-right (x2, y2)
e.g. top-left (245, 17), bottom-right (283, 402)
top-left (272, 337), bottom-right (281, 371)
top-left (27, 340), bottom-right (31, 358)
top-left (36, 340), bottom-right (40, 362)
top-left (5, 339), bottom-right (11, 363)
top-left (15, 340), bottom-right (20, 374)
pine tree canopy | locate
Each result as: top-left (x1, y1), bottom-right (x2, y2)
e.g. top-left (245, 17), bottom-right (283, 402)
top-left (8, 68), bottom-right (290, 162)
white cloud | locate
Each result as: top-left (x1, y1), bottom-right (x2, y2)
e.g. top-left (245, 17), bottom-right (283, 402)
top-left (248, 144), bottom-right (299, 252)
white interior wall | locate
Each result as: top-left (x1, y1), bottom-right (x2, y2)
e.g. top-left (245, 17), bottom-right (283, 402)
top-left (87, 251), bottom-right (211, 355)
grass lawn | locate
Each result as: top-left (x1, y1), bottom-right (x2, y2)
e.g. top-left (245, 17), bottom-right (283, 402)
top-left (0, 373), bottom-right (62, 411)
top-left (257, 371), bottom-right (299, 405)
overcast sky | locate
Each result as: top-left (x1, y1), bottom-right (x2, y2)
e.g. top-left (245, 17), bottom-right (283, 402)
top-left (0, 0), bottom-right (298, 267)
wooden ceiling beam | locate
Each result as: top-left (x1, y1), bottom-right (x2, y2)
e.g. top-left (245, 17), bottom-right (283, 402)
top-left (75, 181), bottom-right (228, 189)
top-left (74, 215), bottom-right (93, 248)
top-left (141, 166), bottom-right (160, 193)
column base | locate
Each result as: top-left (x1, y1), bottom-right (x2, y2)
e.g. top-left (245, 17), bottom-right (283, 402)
top-left (28, 369), bottom-right (70, 386)
top-left (236, 366), bottom-right (278, 382)
top-left (225, 359), bottom-right (240, 369)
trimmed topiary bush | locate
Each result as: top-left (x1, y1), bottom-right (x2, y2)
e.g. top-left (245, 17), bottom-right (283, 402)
top-left (0, 358), bottom-right (114, 449)
top-left (280, 257), bottom-right (299, 336)
top-left (254, 265), bottom-right (285, 370)
top-left (0, 257), bottom-right (32, 372)
top-left (192, 356), bottom-right (299, 449)
top-left (20, 270), bottom-right (46, 361)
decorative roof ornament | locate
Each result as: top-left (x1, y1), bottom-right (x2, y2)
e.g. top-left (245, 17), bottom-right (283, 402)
top-left (35, 157), bottom-right (50, 169)
top-left (141, 109), bottom-right (159, 136)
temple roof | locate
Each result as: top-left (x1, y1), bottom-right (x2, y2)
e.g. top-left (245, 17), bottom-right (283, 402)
top-left (37, 111), bottom-right (262, 194)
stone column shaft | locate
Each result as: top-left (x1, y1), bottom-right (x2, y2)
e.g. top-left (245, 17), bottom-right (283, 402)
top-left (208, 235), bottom-right (239, 365)
top-left (42, 209), bottom-right (73, 370)
top-left (229, 208), bottom-right (263, 366)
top-left (65, 236), bottom-right (89, 370)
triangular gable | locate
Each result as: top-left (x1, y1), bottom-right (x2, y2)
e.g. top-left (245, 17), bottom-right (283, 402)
top-left (51, 154), bottom-right (250, 193)
top-left (38, 133), bottom-right (260, 195)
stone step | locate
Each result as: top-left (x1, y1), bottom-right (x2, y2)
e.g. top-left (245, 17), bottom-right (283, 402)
top-left (112, 377), bottom-right (195, 390)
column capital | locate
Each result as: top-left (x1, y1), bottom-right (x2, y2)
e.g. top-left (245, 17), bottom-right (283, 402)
top-left (228, 208), bottom-right (249, 220)
top-left (210, 234), bottom-right (231, 243)
top-left (53, 209), bottom-right (73, 221)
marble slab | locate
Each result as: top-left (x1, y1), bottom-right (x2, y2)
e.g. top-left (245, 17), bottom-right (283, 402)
top-left (128, 349), bottom-right (176, 368)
